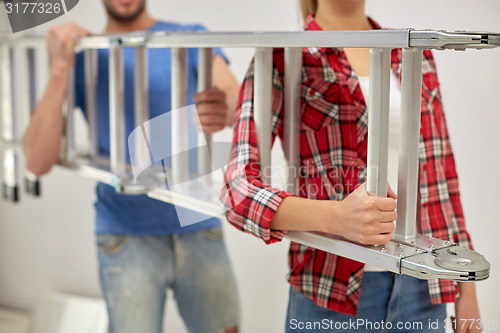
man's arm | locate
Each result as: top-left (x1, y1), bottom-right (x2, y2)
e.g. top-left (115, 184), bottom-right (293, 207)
top-left (193, 55), bottom-right (240, 133)
top-left (23, 23), bottom-right (90, 176)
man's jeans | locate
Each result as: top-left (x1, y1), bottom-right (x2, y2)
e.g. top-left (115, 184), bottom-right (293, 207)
top-left (96, 227), bottom-right (239, 333)
top-left (286, 272), bottom-right (447, 333)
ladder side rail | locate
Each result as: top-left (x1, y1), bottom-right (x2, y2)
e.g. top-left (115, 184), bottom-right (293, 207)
top-left (7, 29), bottom-right (500, 50)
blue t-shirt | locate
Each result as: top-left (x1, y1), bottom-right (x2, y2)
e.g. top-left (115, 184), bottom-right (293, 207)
top-left (74, 21), bottom-right (225, 235)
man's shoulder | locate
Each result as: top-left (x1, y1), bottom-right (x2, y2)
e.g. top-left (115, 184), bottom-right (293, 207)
top-left (150, 20), bottom-right (208, 33)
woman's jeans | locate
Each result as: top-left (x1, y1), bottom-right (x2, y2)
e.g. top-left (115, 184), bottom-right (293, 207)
top-left (286, 272), bottom-right (446, 333)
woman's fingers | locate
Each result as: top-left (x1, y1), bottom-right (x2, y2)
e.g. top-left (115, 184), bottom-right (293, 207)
top-left (387, 182), bottom-right (398, 199)
top-left (376, 197), bottom-right (397, 212)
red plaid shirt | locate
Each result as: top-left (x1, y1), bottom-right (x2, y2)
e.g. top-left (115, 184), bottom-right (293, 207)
top-left (221, 15), bottom-right (473, 315)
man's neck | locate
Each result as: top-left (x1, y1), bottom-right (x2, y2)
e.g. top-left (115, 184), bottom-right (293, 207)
top-left (315, 1), bottom-right (371, 31)
top-left (104, 11), bottom-right (156, 33)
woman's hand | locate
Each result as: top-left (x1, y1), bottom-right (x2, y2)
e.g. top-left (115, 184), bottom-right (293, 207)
top-left (271, 183), bottom-right (397, 245)
top-left (330, 183), bottom-right (397, 245)
top-left (454, 283), bottom-right (482, 333)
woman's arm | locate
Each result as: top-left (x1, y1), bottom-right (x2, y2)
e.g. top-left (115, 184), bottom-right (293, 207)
top-left (272, 183), bottom-right (397, 245)
top-left (454, 282), bottom-right (482, 333)
top-left (222, 51), bottom-right (397, 245)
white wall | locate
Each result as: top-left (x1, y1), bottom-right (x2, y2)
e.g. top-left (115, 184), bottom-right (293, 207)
top-left (0, 0), bottom-right (499, 332)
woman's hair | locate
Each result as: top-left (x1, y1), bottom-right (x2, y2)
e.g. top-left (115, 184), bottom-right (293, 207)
top-left (300, 0), bottom-right (318, 20)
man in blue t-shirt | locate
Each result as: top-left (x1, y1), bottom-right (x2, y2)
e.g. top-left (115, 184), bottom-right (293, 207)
top-left (23, 1), bottom-right (240, 332)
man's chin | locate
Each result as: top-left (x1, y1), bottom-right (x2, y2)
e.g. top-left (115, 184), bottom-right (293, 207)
top-left (116, 12), bottom-right (138, 20)
top-left (105, 2), bottom-right (145, 23)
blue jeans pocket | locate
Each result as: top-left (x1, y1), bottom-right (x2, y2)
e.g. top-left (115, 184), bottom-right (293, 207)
top-left (96, 234), bottom-right (130, 253)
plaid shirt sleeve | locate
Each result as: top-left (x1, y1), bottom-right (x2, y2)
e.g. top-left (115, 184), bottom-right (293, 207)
top-left (221, 52), bottom-right (296, 244)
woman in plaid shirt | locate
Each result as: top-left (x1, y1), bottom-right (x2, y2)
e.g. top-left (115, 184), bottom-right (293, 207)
top-left (222, 0), bottom-right (482, 332)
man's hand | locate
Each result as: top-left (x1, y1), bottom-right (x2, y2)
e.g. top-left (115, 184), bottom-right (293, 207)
top-left (47, 23), bottom-right (91, 73)
top-left (193, 88), bottom-right (229, 134)
top-left (331, 183), bottom-right (397, 245)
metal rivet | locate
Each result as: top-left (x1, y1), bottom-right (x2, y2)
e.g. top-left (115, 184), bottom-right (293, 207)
top-left (380, 248), bottom-right (387, 253)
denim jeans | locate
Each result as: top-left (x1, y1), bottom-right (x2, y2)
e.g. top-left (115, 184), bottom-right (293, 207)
top-left (96, 227), bottom-right (239, 333)
top-left (286, 272), bottom-right (447, 333)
